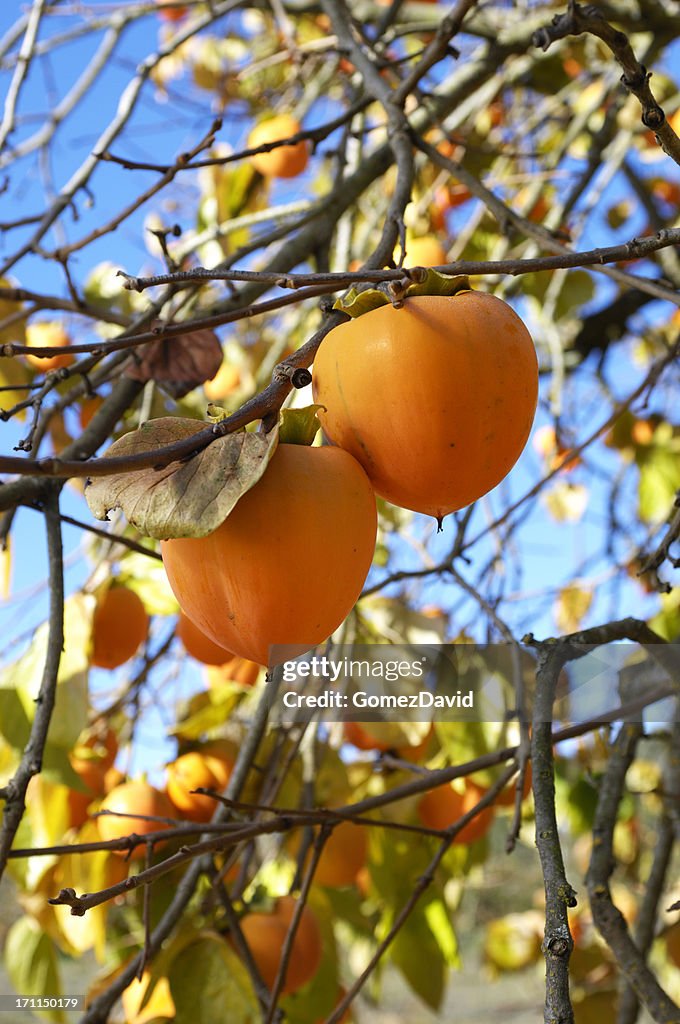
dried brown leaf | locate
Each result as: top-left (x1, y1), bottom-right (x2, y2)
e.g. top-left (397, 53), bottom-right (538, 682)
top-left (126, 328), bottom-right (223, 398)
top-left (85, 416), bottom-right (278, 539)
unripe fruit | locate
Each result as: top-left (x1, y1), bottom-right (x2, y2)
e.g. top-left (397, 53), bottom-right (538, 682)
top-left (97, 781), bottom-right (174, 859)
top-left (161, 444), bottom-right (377, 666)
top-left (248, 115), bottom-right (309, 179)
top-left (312, 292), bottom-right (538, 521)
top-left (91, 585), bottom-right (149, 670)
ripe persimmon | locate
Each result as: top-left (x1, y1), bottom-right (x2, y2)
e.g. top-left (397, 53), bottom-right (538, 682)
top-left (156, 0), bottom-right (188, 21)
top-left (176, 610), bottom-right (235, 666)
top-left (206, 656), bottom-right (261, 688)
top-left (166, 751), bottom-right (227, 822)
top-left (91, 585), bottom-right (149, 670)
top-left (312, 292), bottom-right (538, 521)
top-left (312, 821), bottom-right (368, 888)
top-left (240, 895), bottom-right (322, 993)
top-left (417, 779), bottom-right (494, 844)
top-left (69, 720), bottom-right (118, 793)
top-left (401, 235), bottom-right (447, 267)
top-left (343, 721), bottom-right (433, 762)
top-left (493, 762), bottom-right (533, 808)
top-left (161, 444), bottom-right (377, 666)
top-left (248, 115), bottom-right (309, 179)
top-left (25, 322), bottom-right (74, 372)
top-left (79, 394), bottom-right (104, 429)
top-left (96, 781), bottom-right (173, 859)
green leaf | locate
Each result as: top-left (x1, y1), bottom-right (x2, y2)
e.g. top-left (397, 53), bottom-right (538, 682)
top-left (333, 273), bottom-right (469, 318)
top-left (390, 896), bottom-right (449, 1010)
top-left (4, 917), bottom-right (64, 1022)
top-left (169, 934), bottom-right (260, 1024)
top-left (117, 551), bottom-right (179, 616)
top-left (0, 594), bottom-right (90, 772)
top-left (638, 447), bottom-right (680, 523)
top-left (85, 416), bottom-right (279, 540)
top-left (170, 687), bottom-right (244, 741)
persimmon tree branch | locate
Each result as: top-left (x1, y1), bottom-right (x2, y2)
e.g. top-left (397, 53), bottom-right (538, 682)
top-left (0, 486), bottom-right (63, 883)
top-left (533, 3), bottom-right (680, 166)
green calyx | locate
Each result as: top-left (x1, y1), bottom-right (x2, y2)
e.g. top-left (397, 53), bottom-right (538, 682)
top-left (333, 269), bottom-right (471, 319)
top-left (279, 405), bottom-right (326, 445)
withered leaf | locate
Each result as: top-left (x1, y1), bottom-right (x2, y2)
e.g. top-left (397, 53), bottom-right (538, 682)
top-left (126, 328), bottom-right (223, 398)
top-left (85, 416), bottom-right (278, 539)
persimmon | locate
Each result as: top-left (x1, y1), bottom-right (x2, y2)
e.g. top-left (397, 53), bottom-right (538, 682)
top-left (206, 656), bottom-right (261, 688)
top-left (165, 751), bottom-right (227, 822)
top-left (68, 788), bottom-right (95, 830)
top-left (417, 779), bottom-right (494, 844)
top-left (240, 895), bottom-right (322, 993)
top-left (494, 762), bottom-right (533, 808)
top-left (79, 394), bottom-right (104, 429)
top-left (91, 585), bottom-right (149, 670)
top-left (24, 322), bottom-right (74, 372)
top-left (69, 720), bottom-right (118, 793)
top-left (161, 444), bottom-right (377, 666)
top-left (343, 721), bottom-right (433, 761)
top-left (314, 821), bottom-right (368, 887)
top-left (401, 235), bottom-right (447, 267)
top-left (204, 361), bottom-right (241, 401)
top-left (156, 0), bottom-right (188, 22)
top-left (199, 739), bottom-right (236, 788)
top-left (176, 610), bottom-right (235, 666)
top-left (312, 292), bottom-right (538, 521)
top-left (248, 115), bottom-right (309, 179)
top-left (96, 781), bottom-right (174, 859)
top-left (122, 970), bottom-right (175, 1024)
top-left (532, 424), bottom-right (580, 474)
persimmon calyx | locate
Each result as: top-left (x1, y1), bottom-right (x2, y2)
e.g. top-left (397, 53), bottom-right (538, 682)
top-left (333, 269), bottom-right (470, 319)
top-left (279, 405), bottom-right (326, 446)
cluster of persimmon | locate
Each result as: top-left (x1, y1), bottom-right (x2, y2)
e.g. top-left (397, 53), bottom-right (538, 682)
top-left (161, 288), bottom-right (538, 670)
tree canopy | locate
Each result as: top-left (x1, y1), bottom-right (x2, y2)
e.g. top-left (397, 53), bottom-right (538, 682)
top-left (0, 2), bottom-right (679, 1023)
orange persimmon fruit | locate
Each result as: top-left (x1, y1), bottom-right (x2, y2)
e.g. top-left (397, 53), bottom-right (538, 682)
top-left (91, 585), bottom-right (149, 670)
top-left (165, 751), bottom-right (227, 823)
top-left (248, 115), bottom-right (309, 179)
top-left (25, 322), bottom-right (74, 372)
top-left (417, 779), bottom-right (494, 844)
top-left (161, 444), bottom-right (377, 665)
top-left (96, 781), bottom-right (173, 859)
top-left (206, 656), bottom-right (262, 688)
top-left (240, 895), bottom-right (322, 993)
top-left (176, 610), bottom-right (235, 666)
top-left (69, 720), bottom-right (119, 793)
top-left (312, 292), bottom-right (537, 521)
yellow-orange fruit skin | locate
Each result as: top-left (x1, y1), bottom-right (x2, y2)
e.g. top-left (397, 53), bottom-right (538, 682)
top-left (161, 444), bottom-right (377, 666)
top-left (206, 656), bottom-right (261, 688)
top-left (25, 322), bottom-right (74, 372)
top-left (69, 722), bottom-right (118, 793)
top-left (417, 780), bottom-right (494, 844)
top-left (91, 586), bottom-right (149, 670)
top-left (312, 293), bottom-right (538, 519)
top-left (176, 610), bottom-right (234, 666)
top-left (402, 235), bottom-right (447, 267)
top-left (240, 896), bottom-right (322, 994)
top-left (165, 751), bottom-right (226, 823)
top-left (97, 781), bottom-right (173, 859)
top-left (248, 115), bottom-right (309, 179)
top-left (312, 821), bottom-right (368, 887)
